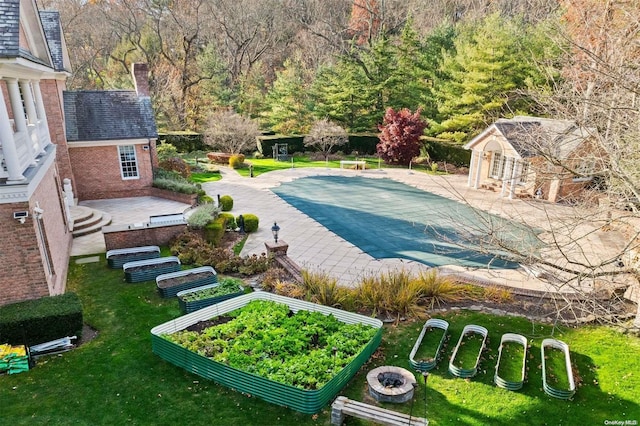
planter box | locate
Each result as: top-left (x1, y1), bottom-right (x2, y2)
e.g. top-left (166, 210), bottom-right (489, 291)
top-left (494, 333), bottom-right (528, 391)
top-left (106, 246), bottom-right (160, 269)
top-left (177, 282), bottom-right (244, 314)
top-left (409, 318), bottom-right (449, 372)
top-left (123, 257), bottom-right (181, 283)
top-left (156, 266), bottom-right (218, 298)
top-left (541, 338), bottom-right (576, 399)
top-left (448, 324), bottom-right (488, 378)
top-left (151, 292), bottom-right (383, 414)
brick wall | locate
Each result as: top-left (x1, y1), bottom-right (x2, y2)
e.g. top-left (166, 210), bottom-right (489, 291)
top-left (103, 223), bottom-right (187, 251)
top-left (40, 79), bottom-right (75, 192)
top-left (68, 143), bottom-right (154, 200)
top-left (0, 164), bottom-right (72, 306)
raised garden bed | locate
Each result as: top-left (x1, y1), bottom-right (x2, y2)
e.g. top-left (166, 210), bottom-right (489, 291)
top-left (151, 292), bottom-right (383, 414)
top-left (156, 266), bottom-right (218, 298)
top-left (448, 324), bottom-right (488, 378)
top-left (541, 338), bottom-right (576, 399)
top-left (123, 257), bottom-right (181, 283)
top-left (106, 246), bottom-right (160, 269)
top-left (494, 333), bottom-right (528, 391)
top-left (409, 318), bottom-right (449, 372)
top-left (177, 277), bottom-right (244, 313)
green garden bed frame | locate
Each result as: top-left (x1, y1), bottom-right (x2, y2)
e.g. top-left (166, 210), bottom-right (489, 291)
top-left (409, 318), bottom-right (449, 372)
top-left (448, 324), bottom-right (488, 379)
top-left (494, 333), bottom-right (528, 391)
top-left (123, 257), bottom-right (181, 283)
top-left (541, 338), bottom-right (576, 399)
top-left (156, 266), bottom-right (218, 298)
top-left (151, 292), bottom-right (383, 414)
top-left (177, 282), bottom-right (244, 314)
top-left (106, 245), bottom-right (160, 269)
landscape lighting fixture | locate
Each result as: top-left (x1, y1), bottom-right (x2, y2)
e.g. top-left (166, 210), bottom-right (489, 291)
top-left (271, 222), bottom-right (280, 243)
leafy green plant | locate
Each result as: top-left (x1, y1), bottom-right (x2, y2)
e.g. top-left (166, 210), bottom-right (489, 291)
top-left (152, 178), bottom-right (200, 194)
top-left (219, 212), bottom-right (236, 229)
top-left (179, 278), bottom-right (244, 302)
top-left (187, 204), bottom-right (220, 229)
top-left (163, 300), bottom-right (378, 390)
top-left (219, 195), bottom-right (233, 211)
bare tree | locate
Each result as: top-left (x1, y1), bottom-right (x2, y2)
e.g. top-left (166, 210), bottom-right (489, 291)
top-left (204, 109), bottom-right (260, 154)
top-left (303, 119), bottom-right (349, 160)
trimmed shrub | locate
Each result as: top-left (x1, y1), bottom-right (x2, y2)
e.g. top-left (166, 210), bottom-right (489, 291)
top-left (204, 216), bottom-right (227, 246)
top-left (159, 157), bottom-right (191, 179)
top-left (199, 194), bottom-right (214, 204)
top-left (156, 143), bottom-right (179, 161)
top-left (219, 195), bottom-right (233, 211)
top-left (158, 132), bottom-right (206, 152)
top-left (423, 139), bottom-right (472, 166)
top-left (0, 293), bottom-right (83, 346)
top-left (228, 154), bottom-right (245, 169)
top-left (238, 213), bottom-right (259, 232)
top-left (219, 212), bottom-right (237, 230)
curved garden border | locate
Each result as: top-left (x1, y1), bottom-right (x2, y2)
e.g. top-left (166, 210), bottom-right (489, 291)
top-left (409, 318), bottom-right (449, 372)
top-left (541, 338), bottom-right (576, 399)
top-left (156, 266), bottom-right (218, 298)
top-left (448, 324), bottom-right (488, 378)
top-left (494, 333), bottom-right (528, 391)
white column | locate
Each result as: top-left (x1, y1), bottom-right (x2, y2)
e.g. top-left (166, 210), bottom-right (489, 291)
top-left (467, 150), bottom-right (476, 187)
top-left (473, 151), bottom-right (483, 189)
top-left (19, 80), bottom-right (41, 155)
top-left (500, 157), bottom-right (512, 197)
top-left (6, 78), bottom-right (36, 163)
top-left (509, 159), bottom-right (519, 199)
top-left (0, 81), bottom-right (26, 181)
top-left (32, 81), bottom-right (51, 150)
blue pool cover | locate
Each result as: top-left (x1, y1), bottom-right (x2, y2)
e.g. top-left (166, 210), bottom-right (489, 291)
top-left (272, 176), bottom-right (540, 269)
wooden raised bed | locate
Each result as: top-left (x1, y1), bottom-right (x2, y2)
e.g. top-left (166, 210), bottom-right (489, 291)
top-left (177, 278), bottom-right (244, 313)
top-left (106, 246), bottom-right (160, 269)
top-left (494, 333), bottom-right (528, 391)
top-left (409, 318), bottom-right (449, 372)
top-left (123, 257), bottom-right (181, 283)
top-left (541, 338), bottom-right (576, 399)
top-left (448, 324), bottom-right (488, 378)
top-left (156, 266), bottom-right (218, 298)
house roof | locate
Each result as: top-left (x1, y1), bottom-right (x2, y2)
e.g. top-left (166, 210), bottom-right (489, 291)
top-left (465, 116), bottom-right (593, 160)
top-left (0, 0), bottom-right (21, 57)
top-left (64, 91), bottom-right (158, 142)
top-left (39, 10), bottom-right (68, 72)
top-left (0, 0), bottom-right (54, 68)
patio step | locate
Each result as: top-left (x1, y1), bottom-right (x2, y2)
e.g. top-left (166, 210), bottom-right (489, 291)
top-left (71, 206), bottom-right (112, 238)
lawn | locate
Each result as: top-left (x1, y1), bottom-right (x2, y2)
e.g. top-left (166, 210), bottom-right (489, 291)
top-left (1, 256), bottom-right (639, 425)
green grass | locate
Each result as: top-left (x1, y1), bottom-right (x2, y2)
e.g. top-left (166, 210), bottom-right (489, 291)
top-left (189, 171), bottom-right (221, 183)
top-left (452, 332), bottom-right (485, 369)
top-left (544, 346), bottom-right (572, 390)
top-left (1, 258), bottom-right (639, 425)
top-left (496, 341), bottom-right (525, 383)
top-left (413, 326), bottom-right (447, 363)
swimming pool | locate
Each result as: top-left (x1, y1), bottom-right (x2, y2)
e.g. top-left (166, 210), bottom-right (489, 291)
top-left (272, 176), bottom-right (539, 269)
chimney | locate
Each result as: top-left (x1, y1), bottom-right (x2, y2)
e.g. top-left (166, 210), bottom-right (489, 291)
top-left (132, 63), bottom-right (150, 97)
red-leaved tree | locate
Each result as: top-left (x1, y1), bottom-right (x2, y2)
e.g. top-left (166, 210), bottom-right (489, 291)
top-left (376, 107), bottom-right (428, 165)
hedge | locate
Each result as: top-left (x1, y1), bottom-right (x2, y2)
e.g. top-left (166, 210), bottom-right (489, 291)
top-left (0, 293), bottom-right (83, 346)
top-left (204, 216), bottom-right (227, 246)
top-left (423, 139), bottom-right (471, 167)
top-left (158, 132), bottom-right (206, 152)
top-left (257, 134), bottom-right (380, 157)
top-left (238, 214), bottom-right (259, 233)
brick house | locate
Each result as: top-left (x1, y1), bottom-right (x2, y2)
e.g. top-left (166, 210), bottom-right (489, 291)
top-left (464, 116), bottom-right (600, 202)
top-left (0, 1), bottom-right (160, 306)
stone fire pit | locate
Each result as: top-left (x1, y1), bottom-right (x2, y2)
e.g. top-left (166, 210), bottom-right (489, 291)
top-left (367, 366), bottom-right (416, 403)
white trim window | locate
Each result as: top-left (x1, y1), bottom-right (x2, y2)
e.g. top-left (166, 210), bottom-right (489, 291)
top-left (118, 145), bottom-right (139, 179)
top-left (490, 152), bottom-right (504, 178)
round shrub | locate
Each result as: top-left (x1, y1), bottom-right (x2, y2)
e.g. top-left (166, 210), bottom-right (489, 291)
top-left (219, 212), bottom-right (236, 229)
top-left (219, 195), bottom-right (233, 211)
top-left (228, 154), bottom-right (245, 169)
top-left (238, 213), bottom-right (259, 233)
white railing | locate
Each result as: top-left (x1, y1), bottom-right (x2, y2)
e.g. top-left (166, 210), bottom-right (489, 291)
top-left (28, 124), bottom-right (41, 155)
top-left (14, 131), bottom-right (34, 173)
top-left (37, 120), bottom-right (51, 148)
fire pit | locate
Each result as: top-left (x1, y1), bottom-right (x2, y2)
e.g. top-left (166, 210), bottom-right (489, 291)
top-left (367, 366), bottom-right (416, 403)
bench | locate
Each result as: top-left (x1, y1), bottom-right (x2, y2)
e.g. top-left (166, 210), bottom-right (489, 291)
top-left (340, 160), bottom-right (366, 170)
top-left (331, 396), bottom-right (428, 426)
